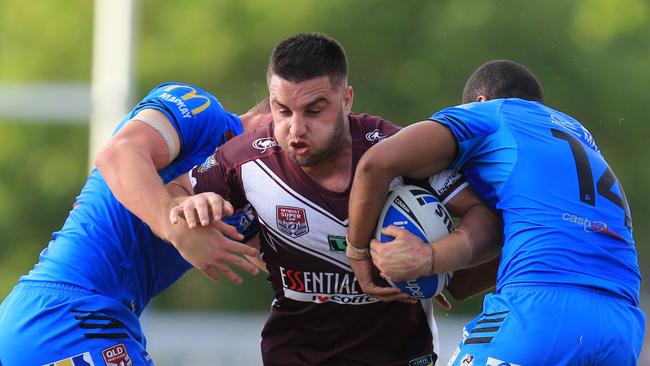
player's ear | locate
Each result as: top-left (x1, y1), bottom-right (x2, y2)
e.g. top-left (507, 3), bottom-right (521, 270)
top-left (476, 95), bottom-right (488, 102)
top-left (343, 85), bottom-right (353, 114)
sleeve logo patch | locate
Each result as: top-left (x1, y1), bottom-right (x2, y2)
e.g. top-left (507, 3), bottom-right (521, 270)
top-left (365, 129), bottom-right (387, 143)
top-left (252, 137), bottom-right (278, 153)
top-left (197, 154), bottom-right (218, 173)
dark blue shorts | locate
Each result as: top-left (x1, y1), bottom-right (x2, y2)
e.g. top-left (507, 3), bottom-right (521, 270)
top-left (447, 283), bottom-right (645, 366)
top-left (0, 281), bottom-right (153, 365)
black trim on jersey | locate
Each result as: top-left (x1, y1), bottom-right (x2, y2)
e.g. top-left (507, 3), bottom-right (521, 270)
top-left (84, 333), bottom-right (129, 339)
top-left (72, 309), bottom-right (129, 339)
top-left (259, 217), bottom-right (352, 271)
top-left (470, 326), bottom-right (500, 333)
top-left (483, 310), bottom-right (509, 316)
top-left (78, 322), bottom-right (124, 329)
top-left (254, 160), bottom-right (347, 227)
top-left (476, 317), bottom-right (505, 324)
top-left (464, 336), bottom-right (493, 345)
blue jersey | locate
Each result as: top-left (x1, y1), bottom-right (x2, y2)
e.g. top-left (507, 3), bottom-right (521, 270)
top-left (23, 82), bottom-right (244, 315)
top-left (431, 98), bottom-right (640, 305)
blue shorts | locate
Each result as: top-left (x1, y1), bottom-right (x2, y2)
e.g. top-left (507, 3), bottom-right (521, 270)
top-left (0, 281), bottom-right (153, 365)
top-left (447, 283), bottom-right (645, 366)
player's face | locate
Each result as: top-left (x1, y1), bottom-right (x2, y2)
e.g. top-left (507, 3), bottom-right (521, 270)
top-left (269, 74), bottom-right (352, 167)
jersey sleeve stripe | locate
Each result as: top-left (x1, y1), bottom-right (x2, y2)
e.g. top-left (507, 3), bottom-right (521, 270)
top-left (133, 114), bottom-right (177, 162)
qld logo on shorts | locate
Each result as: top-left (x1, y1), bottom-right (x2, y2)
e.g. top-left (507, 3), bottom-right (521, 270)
top-left (459, 354), bottom-right (474, 366)
top-left (101, 343), bottom-right (132, 366)
top-left (276, 206), bottom-right (309, 238)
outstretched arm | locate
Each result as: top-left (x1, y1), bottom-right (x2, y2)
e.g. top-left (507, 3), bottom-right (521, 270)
top-left (165, 173), bottom-right (263, 282)
top-left (97, 109), bottom-right (260, 283)
top-left (96, 109), bottom-right (181, 240)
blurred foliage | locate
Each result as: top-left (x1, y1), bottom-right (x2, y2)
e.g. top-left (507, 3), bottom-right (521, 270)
top-left (0, 0), bottom-right (648, 314)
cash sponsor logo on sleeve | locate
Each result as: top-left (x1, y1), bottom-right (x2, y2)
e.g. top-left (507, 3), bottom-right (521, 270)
top-left (561, 212), bottom-right (628, 243)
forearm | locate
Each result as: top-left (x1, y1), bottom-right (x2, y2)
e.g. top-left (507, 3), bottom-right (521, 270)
top-left (97, 142), bottom-right (177, 240)
top-left (347, 156), bottom-right (394, 250)
top-left (432, 203), bottom-right (501, 273)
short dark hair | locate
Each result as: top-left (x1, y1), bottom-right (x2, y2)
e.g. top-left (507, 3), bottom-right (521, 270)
top-left (462, 60), bottom-right (544, 103)
top-left (267, 32), bottom-right (348, 86)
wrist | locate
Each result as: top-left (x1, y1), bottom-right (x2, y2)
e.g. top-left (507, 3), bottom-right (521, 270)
top-left (159, 222), bottom-right (178, 245)
top-left (158, 204), bottom-right (182, 245)
top-left (432, 230), bottom-right (473, 273)
top-left (345, 236), bottom-right (370, 261)
top-left (427, 244), bottom-right (435, 276)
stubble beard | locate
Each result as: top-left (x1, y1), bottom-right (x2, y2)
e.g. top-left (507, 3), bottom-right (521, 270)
top-left (288, 111), bottom-right (347, 167)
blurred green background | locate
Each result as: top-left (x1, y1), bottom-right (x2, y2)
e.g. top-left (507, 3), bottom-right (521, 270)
top-left (0, 0), bottom-right (648, 319)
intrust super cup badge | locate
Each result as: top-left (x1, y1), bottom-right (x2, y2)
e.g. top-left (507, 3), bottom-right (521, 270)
top-left (276, 206), bottom-right (309, 238)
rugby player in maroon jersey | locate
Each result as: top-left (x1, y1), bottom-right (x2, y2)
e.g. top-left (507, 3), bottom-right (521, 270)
top-left (168, 33), bottom-right (500, 365)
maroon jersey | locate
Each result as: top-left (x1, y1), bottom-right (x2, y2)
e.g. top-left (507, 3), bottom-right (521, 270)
top-left (191, 113), bottom-right (467, 366)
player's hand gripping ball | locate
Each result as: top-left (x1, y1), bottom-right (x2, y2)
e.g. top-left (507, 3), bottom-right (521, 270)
top-left (375, 185), bottom-right (454, 299)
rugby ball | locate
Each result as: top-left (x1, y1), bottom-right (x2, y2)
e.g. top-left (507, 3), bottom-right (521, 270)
top-left (375, 184), bottom-right (454, 299)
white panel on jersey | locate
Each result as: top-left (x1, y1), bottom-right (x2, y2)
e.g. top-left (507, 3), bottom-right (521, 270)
top-left (429, 169), bottom-right (469, 205)
top-left (420, 298), bottom-right (440, 356)
top-left (242, 160), bottom-right (352, 271)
